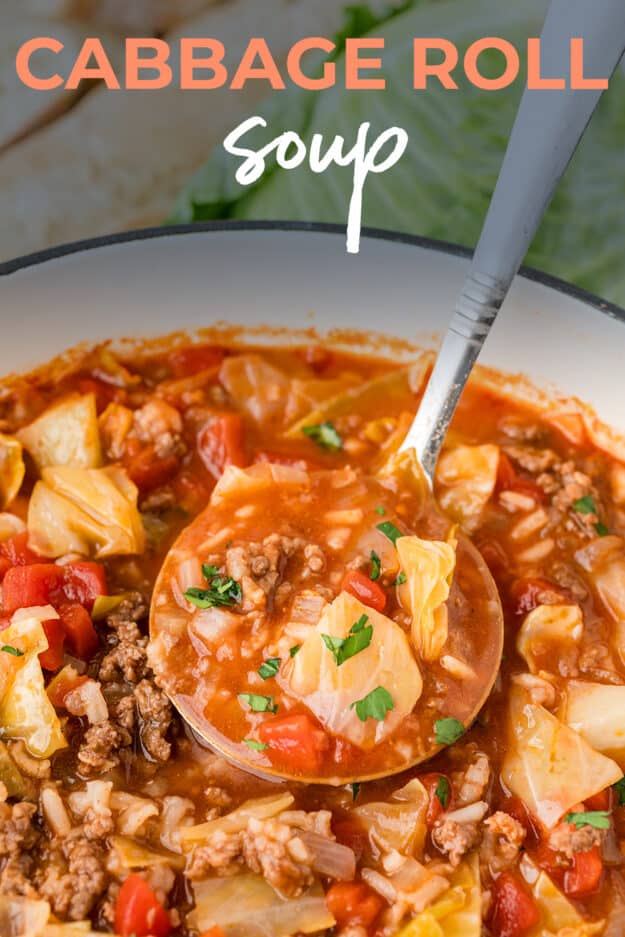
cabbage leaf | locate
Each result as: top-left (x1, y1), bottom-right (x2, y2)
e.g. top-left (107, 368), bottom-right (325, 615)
top-left (211, 462), bottom-right (310, 506)
top-left (0, 611), bottom-right (66, 758)
top-left (283, 591), bottom-right (422, 749)
top-left (220, 355), bottom-right (291, 426)
top-left (391, 852), bottom-right (481, 937)
top-left (396, 535), bottom-right (455, 661)
top-left (353, 777), bottom-right (429, 859)
top-left (17, 394), bottom-right (101, 471)
top-left (502, 685), bottom-right (621, 828)
top-left (0, 434), bottom-right (24, 509)
top-left (435, 445), bottom-right (499, 531)
top-left (561, 681), bottom-right (625, 768)
top-left (518, 854), bottom-right (605, 936)
top-left (516, 605), bottom-right (583, 674)
top-left (189, 874), bottom-right (335, 936)
top-left (27, 465), bottom-right (144, 558)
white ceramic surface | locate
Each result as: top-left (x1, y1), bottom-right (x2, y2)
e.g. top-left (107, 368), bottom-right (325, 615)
top-left (1, 225), bottom-right (624, 432)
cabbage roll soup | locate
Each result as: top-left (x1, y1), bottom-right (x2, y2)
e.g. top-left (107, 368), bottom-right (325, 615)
top-left (0, 335), bottom-right (624, 937)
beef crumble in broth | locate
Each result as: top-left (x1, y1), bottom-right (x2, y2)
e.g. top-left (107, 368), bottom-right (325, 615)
top-left (0, 338), bottom-right (623, 936)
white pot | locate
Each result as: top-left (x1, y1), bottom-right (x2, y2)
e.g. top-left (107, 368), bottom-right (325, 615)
top-left (2, 223), bottom-right (624, 435)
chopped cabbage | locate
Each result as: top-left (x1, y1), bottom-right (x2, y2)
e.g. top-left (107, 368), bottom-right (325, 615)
top-left (435, 444), bottom-right (499, 530)
top-left (518, 854), bottom-right (600, 935)
top-left (0, 611), bottom-right (66, 759)
top-left (392, 853), bottom-right (481, 937)
top-left (220, 355), bottom-right (291, 425)
top-left (0, 740), bottom-right (27, 798)
top-left (285, 375), bottom-right (361, 424)
top-left (98, 402), bottom-right (133, 460)
top-left (396, 535), bottom-right (455, 661)
top-left (516, 605), bottom-right (583, 674)
top-left (180, 793), bottom-right (295, 850)
top-left (283, 592), bottom-right (422, 749)
top-left (189, 874), bottom-right (335, 935)
top-left (353, 778), bottom-right (429, 859)
top-left (28, 465), bottom-right (144, 559)
top-left (0, 434), bottom-right (25, 509)
top-left (575, 535), bottom-right (625, 616)
top-left (378, 447), bottom-right (430, 506)
top-left (0, 513), bottom-right (26, 542)
top-left (561, 681), bottom-right (625, 768)
top-left (0, 896), bottom-right (49, 937)
top-left (110, 834), bottom-right (184, 870)
top-left (17, 394), bottom-right (101, 471)
top-left (502, 684), bottom-right (621, 828)
top-left (211, 462), bottom-right (310, 506)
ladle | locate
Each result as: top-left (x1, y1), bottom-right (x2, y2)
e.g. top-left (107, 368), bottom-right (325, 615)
top-left (150, 0), bottom-right (625, 784)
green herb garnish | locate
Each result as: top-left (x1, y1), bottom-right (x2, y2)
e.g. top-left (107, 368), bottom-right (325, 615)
top-left (322, 614), bottom-right (372, 666)
top-left (394, 572), bottom-right (407, 586)
top-left (258, 657), bottom-right (281, 680)
top-left (370, 550), bottom-right (381, 581)
top-left (289, 644), bottom-right (301, 658)
top-left (435, 775), bottom-right (450, 809)
top-left (243, 739), bottom-right (268, 751)
top-left (0, 645), bottom-right (23, 657)
top-left (595, 522), bottom-right (609, 536)
top-left (375, 505), bottom-right (386, 516)
top-left (376, 521), bottom-right (403, 545)
top-left (185, 564), bottom-right (242, 609)
top-left (350, 686), bottom-right (394, 722)
top-left (614, 776), bottom-right (625, 806)
top-left (435, 717), bottom-right (465, 746)
top-left (573, 495), bottom-right (598, 515)
top-left (238, 693), bottom-right (278, 714)
top-left (565, 810), bottom-right (611, 830)
top-left (351, 782), bottom-right (361, 801)
top-left (302, 422), bottom-right (342, 452)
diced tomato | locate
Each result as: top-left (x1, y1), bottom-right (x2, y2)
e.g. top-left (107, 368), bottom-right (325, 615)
top-left (0, 532), bottom-right (39, 580)
top-left (62, 562), bottom-right (107, 611)
top-left (3, 563), bottom-right (65, 613)
top-left (532, 840), bottom-right (565, 888)
top-left (39, 619), bottom-right (66, 671)
top-left (297, 345), bottom-right (334, 374)
top-left (77, 377), bottom-right (127, 413)
top-left (564, 845), bottom-right (603, 898)
top-left (258, 713), bottom-right (329, 774)
top-left (341, 569), bottom-right (386, 612)
top-left (509, 576), bottom-right (571, 616)
top-left (585, 788), bottom-right (612, 812)
top-left (325, 882), bottom-right (384, 930)
top-left (490, 871), bottom-right (540, 937)
top-left (496, 453), bottom-right (546, 504)
top-left (124, 442), bottom-right (180, 493)
top-left (420, 772), bottom-right (453, 828)
top-left (47, 667), bottom-right (89, 708)
top-left (114, 873), bottom-right (172, 937)
top-left (197, 413), bottom-right (247, 478)
top-left (59, 603), bottom-right (99, 660)
top-left (332, 817), bottom-right (369, 862)
top-left (168, 344), bottom-right (225, 378)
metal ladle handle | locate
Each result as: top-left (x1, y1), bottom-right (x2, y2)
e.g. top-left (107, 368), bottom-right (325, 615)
top-left (401, 0), bottom-right (625, 480)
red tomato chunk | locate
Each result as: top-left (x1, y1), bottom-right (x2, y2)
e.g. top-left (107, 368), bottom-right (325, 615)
top-left (491, 871), bottom-right (540, 937)
top-left (258, 713), bottom-right (329, 773)
top-left (114, 873), bottom-right (172, 937)
top-left (325, 881), bottom-right (384, 930)
top-left (341, 569), bottom-right (386, 612)
top-left (198, 413), bottom-right (247, 478)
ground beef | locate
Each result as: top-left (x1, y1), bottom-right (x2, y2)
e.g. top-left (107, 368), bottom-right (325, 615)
top-left (135, 680), bottom-right (172, 763)
top-left (548, 821), bottom-right (604, 859)
top-left (480, 812), bottom-right (526, 876)
top-left (504, 445), bottom-right (558, 473)
top-left (99, 639), bottom-right (148, 684)
top-left (77, 721), bottom-right (131, 777)
top-left (0, 802), bottom-right (37, 856)
top-left (549, 561), bottom-right (589, 601)
top-left (0, 853), bottom-right (37, 897)
top-left (105, 592), bottom-right (148, 644)
top-left (431, 818), bottom-right (481, 867)
top-left (226, 534), bottom-right (305, 612)
top-left (133, 398), bottom-right (185, 460)
top-left (36, 838), bottom-right (107, 921)
top-left (537, 460), bottom-right (601, 535)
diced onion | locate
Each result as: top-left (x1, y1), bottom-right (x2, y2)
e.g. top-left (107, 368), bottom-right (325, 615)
top-left (298, 831), bottom-right (356, 881)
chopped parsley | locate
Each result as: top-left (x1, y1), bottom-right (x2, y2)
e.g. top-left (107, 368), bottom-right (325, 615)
top-left (302, 422), bottom-right (342, 452)
top-left (376, 521), bottom-right (403, 545)
top-left (595, 522), bottom-right (609, 536)
top-left (375, 505), bottom-right (386, 516)
top-left (351, 782), bottom-right (361, 801)
top-left (258, 657), bottom-right (281, 680)
top-left (573, 495), bottom-right (598, 515)
top-left (565, 810), bottom-right (611, 830)
top-left (435, 775), bottom-right (450, 809)
top-left (238, 693), bottom-right (277, 714)
top-left (394, 571), bottom-right (407, 586)
top-left (289, 644), bottom-right (301, 658)
top-left (350, 686), bottom-right (394, 722)
top-left (185, 564), bottom-right (242, 609)
top-left (369, 550), bottom-right (381, 581)
top-left (435, 717), bottom-right (465, 746)
top-left (243, 739), bottom-right (268, 751)
top-left (614, 776), bottom-right (625, 806)
top-left (322, 614), bottom-right (372, 666)
top-left (0, 645), bottom-right (23, 657)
